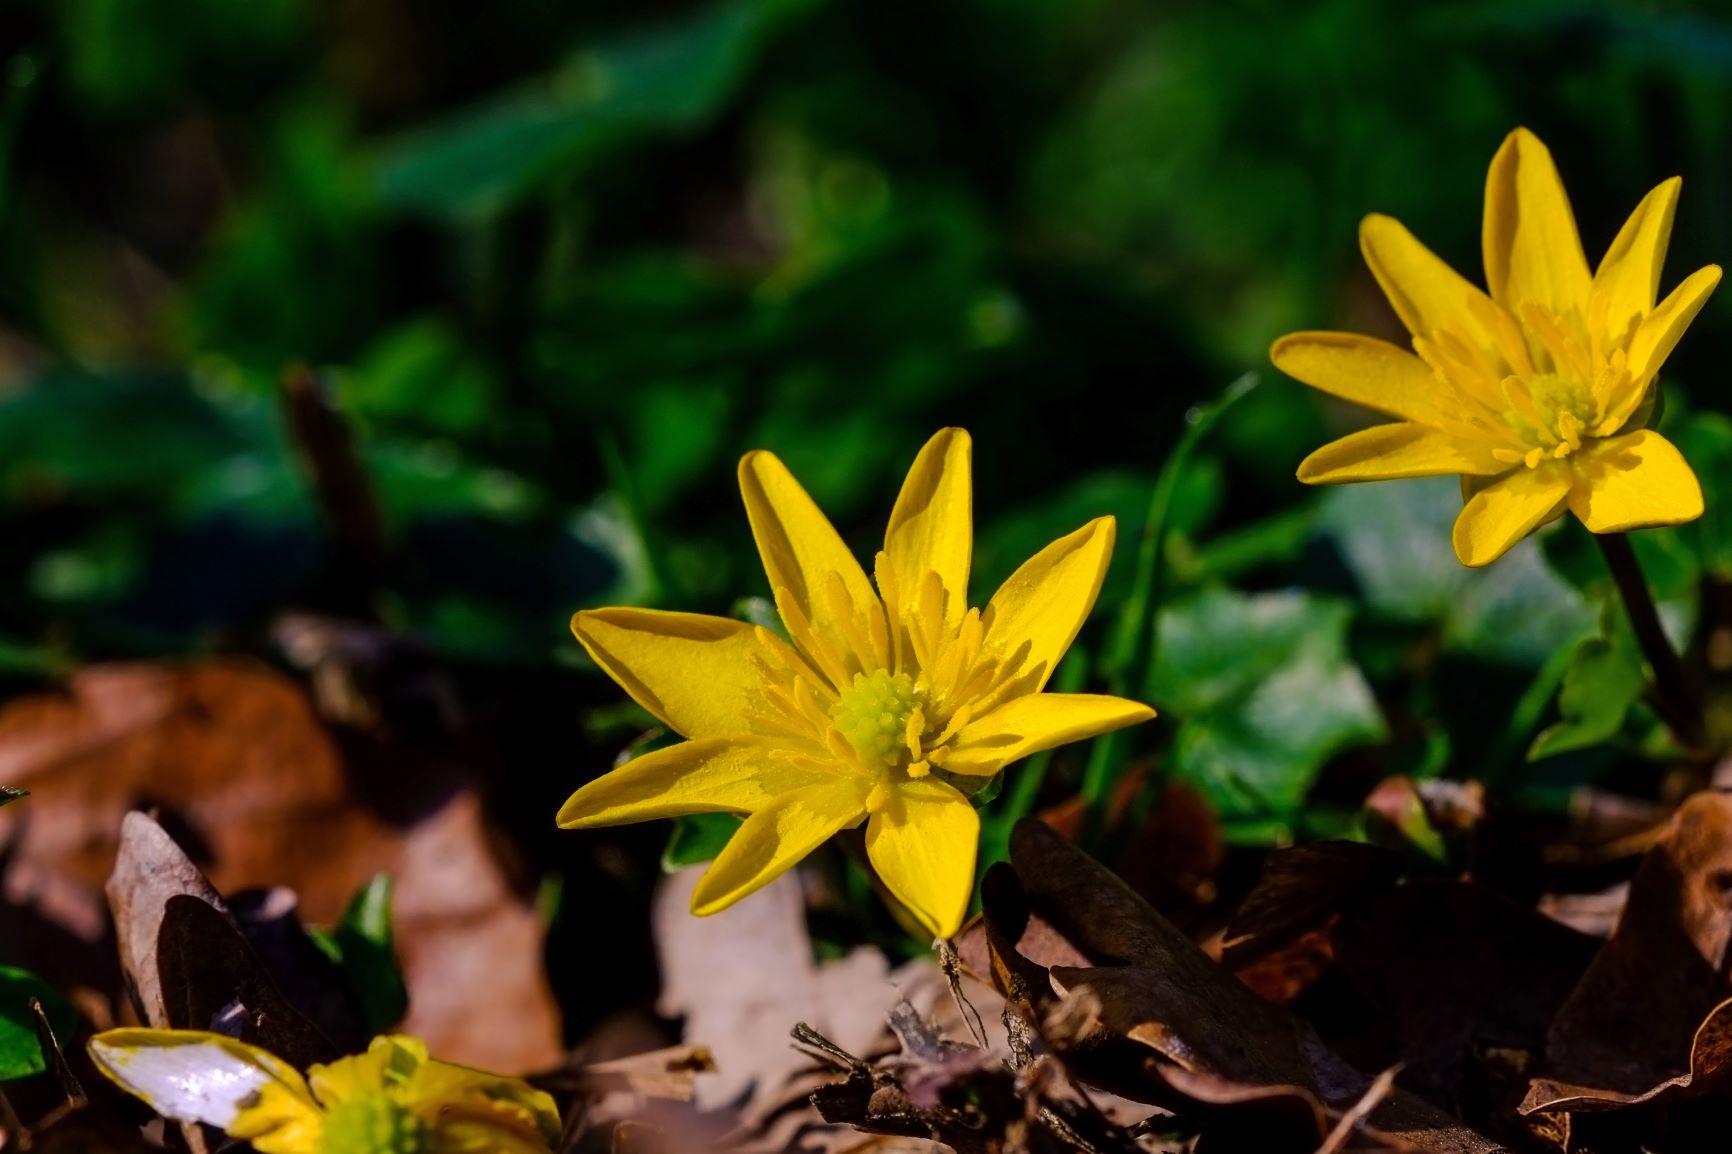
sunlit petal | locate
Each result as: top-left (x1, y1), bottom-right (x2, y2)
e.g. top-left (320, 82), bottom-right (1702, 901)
top-left (883, 427), bottom-right (972, 629)
top-left (1359, 213), bottom-right (1496, 346)
top-left (571, 608), bottom-right (766, 739)
top-left (558, 739), bottom-right (833, 828)
top-left (1270, 331), bottom-right (1445, 424)
top-left (1627, 265), bottom-right (1722, 385)
top-left (738, 449), bottom-right (878, 637)
top-left (1451, 463), bottom-right (1571, 567)
top-left (88, 1029), bottom-right (316, 1133)
top-left (1482, 127), bottom-right (1591, 317)
top-left (689, 778), bottom-right (869, 915)
top-left (980, 517), bottom-right (1114, 694)
top-left (1297, 423), bottom-right (1507, 483)
top-left (865, 777), bottom-right (978, 938)
top-left (1594, 176), bottom-right (1681, 348)
top-left (1567, 430), bottom-right (1703, 533)
top-left (943, 693), bottom-right (1155, 777)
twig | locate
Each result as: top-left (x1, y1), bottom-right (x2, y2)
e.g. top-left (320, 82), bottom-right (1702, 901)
top-left (936, 939), bottom-right (988, 1050)
top-left (281, 365), bottom-right (387, 618)
top-left (30, 999), bottom-right (83, 1109)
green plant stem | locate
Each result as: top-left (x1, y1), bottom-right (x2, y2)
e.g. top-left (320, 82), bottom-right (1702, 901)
top-left (1079, 373), bottom-right (1259, 845)
top-left (1596, 531), bottom-right (1704, 751)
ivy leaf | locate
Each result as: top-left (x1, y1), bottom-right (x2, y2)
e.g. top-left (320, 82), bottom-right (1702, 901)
top-left (309, 875), bottom-right (409, 1035)
top-left (1318, 478), bottom-right (1593, 665)
top-left (1149, 588), bottom-right (1386, 830)
top-left (0, 966), bottom-right (76, 1082)
top-left (1529, 604), bottom-right (1647, 762)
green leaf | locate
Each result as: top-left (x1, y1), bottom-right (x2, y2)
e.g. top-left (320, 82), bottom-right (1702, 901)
top-left (0, 966), bottom-right (76, 1082)
top-left (1149, 588), bottom-right (1386, 826)
top-left (1319, 478), bottom-right (1594, 665)
top-left (663, 812), bottom-right (742, 870)
top-left (309, 875), bottom-right (408, 1035)
top-left (1675, 411), bottom-right (1732, 579)
top-left (375, 0), bottom-right (815, 220)
top-left (1528, 604), bottom-right (1647, 761)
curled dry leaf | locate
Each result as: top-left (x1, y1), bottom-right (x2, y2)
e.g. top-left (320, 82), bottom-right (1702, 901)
top-left (565, 1044), bottom-right (717, 1102)
top-left (1006, 819), bottom-right (1504, 1154)
top-left (0, 660), bottom-right (559, 1072)
top-left (1522, 791), bottom-right (1732, 1114)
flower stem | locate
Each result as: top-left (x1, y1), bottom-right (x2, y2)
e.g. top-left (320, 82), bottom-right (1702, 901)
top-left (1595, 531), bottom-right (1705, 751)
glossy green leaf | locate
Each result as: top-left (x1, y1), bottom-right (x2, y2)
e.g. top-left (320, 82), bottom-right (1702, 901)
top-left (1149, 588), bottom-right (1386, 827)
top-left (309, 875), bottom-right (409, 1035)
top-left (0, 967), bottom-right (77, 1082)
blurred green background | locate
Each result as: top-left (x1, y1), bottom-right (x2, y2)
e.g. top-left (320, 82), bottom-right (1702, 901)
top-left (5, 0), bottom-right (1732, 896)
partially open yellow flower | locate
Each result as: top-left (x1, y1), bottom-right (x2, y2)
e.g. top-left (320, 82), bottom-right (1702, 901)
top-left (89, 1030), bottom-right (560, 1154)
top-left (1273, 127), bottom-right (1720, 566)
top-left (559, 428), bottom-right (1154, 937)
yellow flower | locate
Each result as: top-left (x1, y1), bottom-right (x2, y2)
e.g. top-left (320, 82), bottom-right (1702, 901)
top-left (1272, 127), bottom-right (1720, 567)
top-left (88, 1029), bottom-right (560, 1154)
top-left (559, 428), bottom-right (1154, 937)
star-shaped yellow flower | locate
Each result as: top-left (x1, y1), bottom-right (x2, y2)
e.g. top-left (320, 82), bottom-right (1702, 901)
top-left (1272, 127), bottom-right (1720, 566)
top-left (89, 1030), bottom-right (560, 1154)
top-left (559, 428), bottom-right (1154, 937)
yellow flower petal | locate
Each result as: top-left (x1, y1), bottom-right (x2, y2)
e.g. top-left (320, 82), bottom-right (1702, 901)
top-left (1297, 423), bottom-right (1507, 483)
top-left (306, 1035), bottom-right (416, 1105)
top-left (1593, 176), bottom-right (1681, 348)
top-left (1360, 213), bottom-right (1497, 344)
top-left (1627, 264), bottom-right (1722, 385)
top-left (883, 427), bottom-right (972, 629)
top-left (228, 1081), bottom-right (327, 1154)
top-left (1482, 128), bottom-right (1591, 317)
top-left (942, 693), bottom-right (1155, 777)
top-left (1451, 463), bottom-right (1571, 567)
top-left (980, 517), bottom-right (1115, 694)
top-left (405, 1052), bottom-right (562, 1151)
top-left (1567, 429), bottom-right (1703, 533)
top-left (689, 778), bottom-right (869, 915)
top-left (557, 739), bottom-right (831, 828)
top-left (1269, 331), bottom-right (1445, 424)
top-left (738, 449), bottom-right (878, 637)
top-left (571, 608), bottom-right (766, 739)
top-left (88, 1028), bottom-right (318, 1137)
top-left (864, 777), bottom-right (978, 938)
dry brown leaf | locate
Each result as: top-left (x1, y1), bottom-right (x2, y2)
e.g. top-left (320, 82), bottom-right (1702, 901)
top-left (1522, 791), bottom-right (1732, 1114)
top-left (574, 1045), bottom-right (718, 1102)
top-left (653, 868), bottom-right (893, 1117)
top-left (1328, 881), bottom-right (1596, 1114)
top-left (1008, 820), bottom-right (1504, 1154)
top-left (0, 660), bottom-right (559, 1072)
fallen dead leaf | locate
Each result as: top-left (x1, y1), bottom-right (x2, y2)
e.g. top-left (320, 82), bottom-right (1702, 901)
top-left (0, 660), bottom-right (559, 1072)
top-left (1522, 790), bottom-right (1732, 1114)
top-left (1008, 819), bottom-right (1504, 1154)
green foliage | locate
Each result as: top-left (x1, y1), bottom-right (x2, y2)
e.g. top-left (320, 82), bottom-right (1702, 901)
top-left (310, 875), bottom-right (409, 1035)
top-left (375, 0), bottom-right (817, 221)
top-left (1318, 479), bottom-right (1594, 666)
top-left (1529, 605), bottom-right (1648, 762)
top-left (664, 813), bottom-right (744, 870)
top-left (1149, 588), bottom-right (1387, 832)
top-left (0, 966), bottom-right (76, 1082)
top-left (9, 0), bottom-right (1732, 947)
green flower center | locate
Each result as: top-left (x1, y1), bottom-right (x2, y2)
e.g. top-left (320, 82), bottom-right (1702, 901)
top-left (319, 1095), bottom-right (432, 1154)
top-left (1505, 370), bottom-right (1599, 460)
top-left (830, 670), bottom-right (924, 769)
